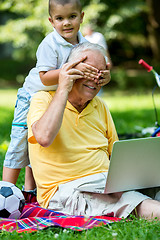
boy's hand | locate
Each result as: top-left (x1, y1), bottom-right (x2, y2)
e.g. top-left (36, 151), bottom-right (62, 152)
top-left (76, 62), bottom-right (99, 81)
top-left (96, 69), bottom-right (111, 86)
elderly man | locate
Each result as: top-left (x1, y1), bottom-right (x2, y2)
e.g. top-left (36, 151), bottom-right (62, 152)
top-left (28, 42), bottom-right (160, 219)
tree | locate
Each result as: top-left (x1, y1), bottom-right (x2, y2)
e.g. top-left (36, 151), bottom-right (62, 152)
top-left (146, 0), bottom-right (160, 61)
top-left (82, 0), bottom-right (150, 65)
top-left (0, 0), bottom-right (51, 60)
top-left (0, 0), bottom-right (157, 64)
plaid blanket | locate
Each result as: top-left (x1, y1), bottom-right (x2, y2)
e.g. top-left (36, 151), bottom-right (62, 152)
top-left (0, 203), bottom-right (120, 233)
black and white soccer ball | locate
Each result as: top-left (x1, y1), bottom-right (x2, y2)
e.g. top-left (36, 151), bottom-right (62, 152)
top-left (0, 181), bottom-right (25, 219)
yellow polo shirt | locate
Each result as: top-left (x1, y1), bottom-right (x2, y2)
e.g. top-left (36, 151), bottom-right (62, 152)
top-left (27, 91), bottom-right (118, 208)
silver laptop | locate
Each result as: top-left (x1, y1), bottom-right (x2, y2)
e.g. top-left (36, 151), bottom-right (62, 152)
top-left (75, 137), bottom-right (160, 194)
top-left (105, 136), bottom-right (160, 193)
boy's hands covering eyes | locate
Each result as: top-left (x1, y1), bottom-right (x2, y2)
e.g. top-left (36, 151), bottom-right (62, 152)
top-left (76, 61), bottom-right (111, 86)
top-left (95, 63), bottom-right (111, 86)
top-left (96, 69), bottom-right (111, 86)
top-left (76, 62), bottom-right (99, 81)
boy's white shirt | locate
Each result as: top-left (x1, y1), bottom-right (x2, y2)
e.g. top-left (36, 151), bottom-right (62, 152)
top-left (23, 28), bottom-right (87, 97)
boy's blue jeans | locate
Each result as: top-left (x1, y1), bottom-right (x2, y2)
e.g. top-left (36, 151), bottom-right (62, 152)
top-left (4, 87), bottom-right (31, 169)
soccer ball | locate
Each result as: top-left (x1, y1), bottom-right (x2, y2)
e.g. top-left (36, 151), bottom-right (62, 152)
top-left (0, 181), bottom-right (25, 219)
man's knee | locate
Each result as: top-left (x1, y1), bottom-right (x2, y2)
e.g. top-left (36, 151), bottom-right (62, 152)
top-left (135, 199), bottom-right (160, 219)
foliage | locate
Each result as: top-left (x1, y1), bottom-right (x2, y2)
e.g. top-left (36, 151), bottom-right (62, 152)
top-left (82, 0), bottom-right (148, 40)
top-left (0, 0), bottom-right (51, 60)
top-left (110, 68), bottom-right (157, 90)
top-left (1, 0), bottom-right (160, 93)
top-left (82, 0), bottom-right (107, 26)
top-left (0, 0), bottom-right (150, 63)
top-left (83, 0), bottom-right (152, 66)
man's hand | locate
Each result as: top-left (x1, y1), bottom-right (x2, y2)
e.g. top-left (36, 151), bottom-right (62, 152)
top-left (58, 58), bottom-right (85, 93)
top-left (32, 57), bottom-right (86, 147)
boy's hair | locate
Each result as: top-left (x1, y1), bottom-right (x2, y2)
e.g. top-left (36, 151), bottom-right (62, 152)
top-left (68, 42), bottom-right (106, 62)
top-left (49, 0), bottom-right (82, 17)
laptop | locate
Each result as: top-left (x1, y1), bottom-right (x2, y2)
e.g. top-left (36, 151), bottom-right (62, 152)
top-left (104, 136), bottom-right (160, 193)
top-left (75, 137), bottom-right (160, 194)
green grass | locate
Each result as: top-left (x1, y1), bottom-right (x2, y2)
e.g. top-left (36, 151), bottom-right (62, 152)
top-left (1, 218), bottom-right (160, 239)
top-left (102, 89), bottom-right (160, 138)
top-left (0, 88), bottom-right (160, 239)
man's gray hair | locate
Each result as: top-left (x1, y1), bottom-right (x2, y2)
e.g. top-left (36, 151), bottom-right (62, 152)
top-left (68, 42), bottom-right (106, 62)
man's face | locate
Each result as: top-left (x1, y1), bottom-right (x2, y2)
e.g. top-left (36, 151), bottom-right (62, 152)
top-left (70, 50), bottom-right (106, 102)
top-left (49, 3), bottom-right (84, 45)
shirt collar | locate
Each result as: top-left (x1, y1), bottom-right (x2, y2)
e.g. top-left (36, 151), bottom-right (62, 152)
top-left (53, 28), bottom-right (87, 46)
top-left (49, 91), bottom-right (98, 116)
top-left (77, 31), bottom-right (88, 44)
top-left (66, 97), bottom-right (98, 116)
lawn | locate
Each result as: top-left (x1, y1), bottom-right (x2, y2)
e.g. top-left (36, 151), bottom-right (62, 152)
top-left (0, 88), bottom-right (160, 239)
top-left (101, 88), bottom-right (160, 138)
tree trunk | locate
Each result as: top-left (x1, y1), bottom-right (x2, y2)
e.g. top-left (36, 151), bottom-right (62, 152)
top-left (146, 0), bottom-right (160, 61)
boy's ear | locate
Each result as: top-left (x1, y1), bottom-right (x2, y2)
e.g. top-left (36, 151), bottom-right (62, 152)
top-left (48, 17), bottom-right (54, 27)
top-left (80, 11), bottom-right (84, 23)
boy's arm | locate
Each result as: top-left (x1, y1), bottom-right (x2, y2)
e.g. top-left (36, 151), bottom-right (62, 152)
top-left (40, 62), bottom-right (99, 86)
top-left (39, 69), bottom-right (61, 86)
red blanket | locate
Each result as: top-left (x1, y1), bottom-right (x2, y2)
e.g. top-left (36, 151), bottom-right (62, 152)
top-left (0, 203), bottom-right (120, 233)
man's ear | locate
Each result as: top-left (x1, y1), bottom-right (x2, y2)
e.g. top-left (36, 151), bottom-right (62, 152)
top-left (80, 11), bottom-right (84, 24)
top-left (48, 17), bottom-right (54, 27)
top-left (106, 63), bottom-right (111, 70)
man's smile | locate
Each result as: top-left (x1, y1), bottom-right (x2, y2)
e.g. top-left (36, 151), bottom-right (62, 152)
top-left (83, 83), bottom-right (97, 90)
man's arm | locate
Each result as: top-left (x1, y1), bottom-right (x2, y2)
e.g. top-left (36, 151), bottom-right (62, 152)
top-left (32, 58), bottom-right (85, 147)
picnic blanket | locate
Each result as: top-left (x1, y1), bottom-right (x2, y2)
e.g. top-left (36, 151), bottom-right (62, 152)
top-left (0, 202), bottom-right (120, 233)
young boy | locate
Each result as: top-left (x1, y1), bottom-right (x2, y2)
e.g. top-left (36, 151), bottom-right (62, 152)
top-left (3, 0), bottom-right (110, 196)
